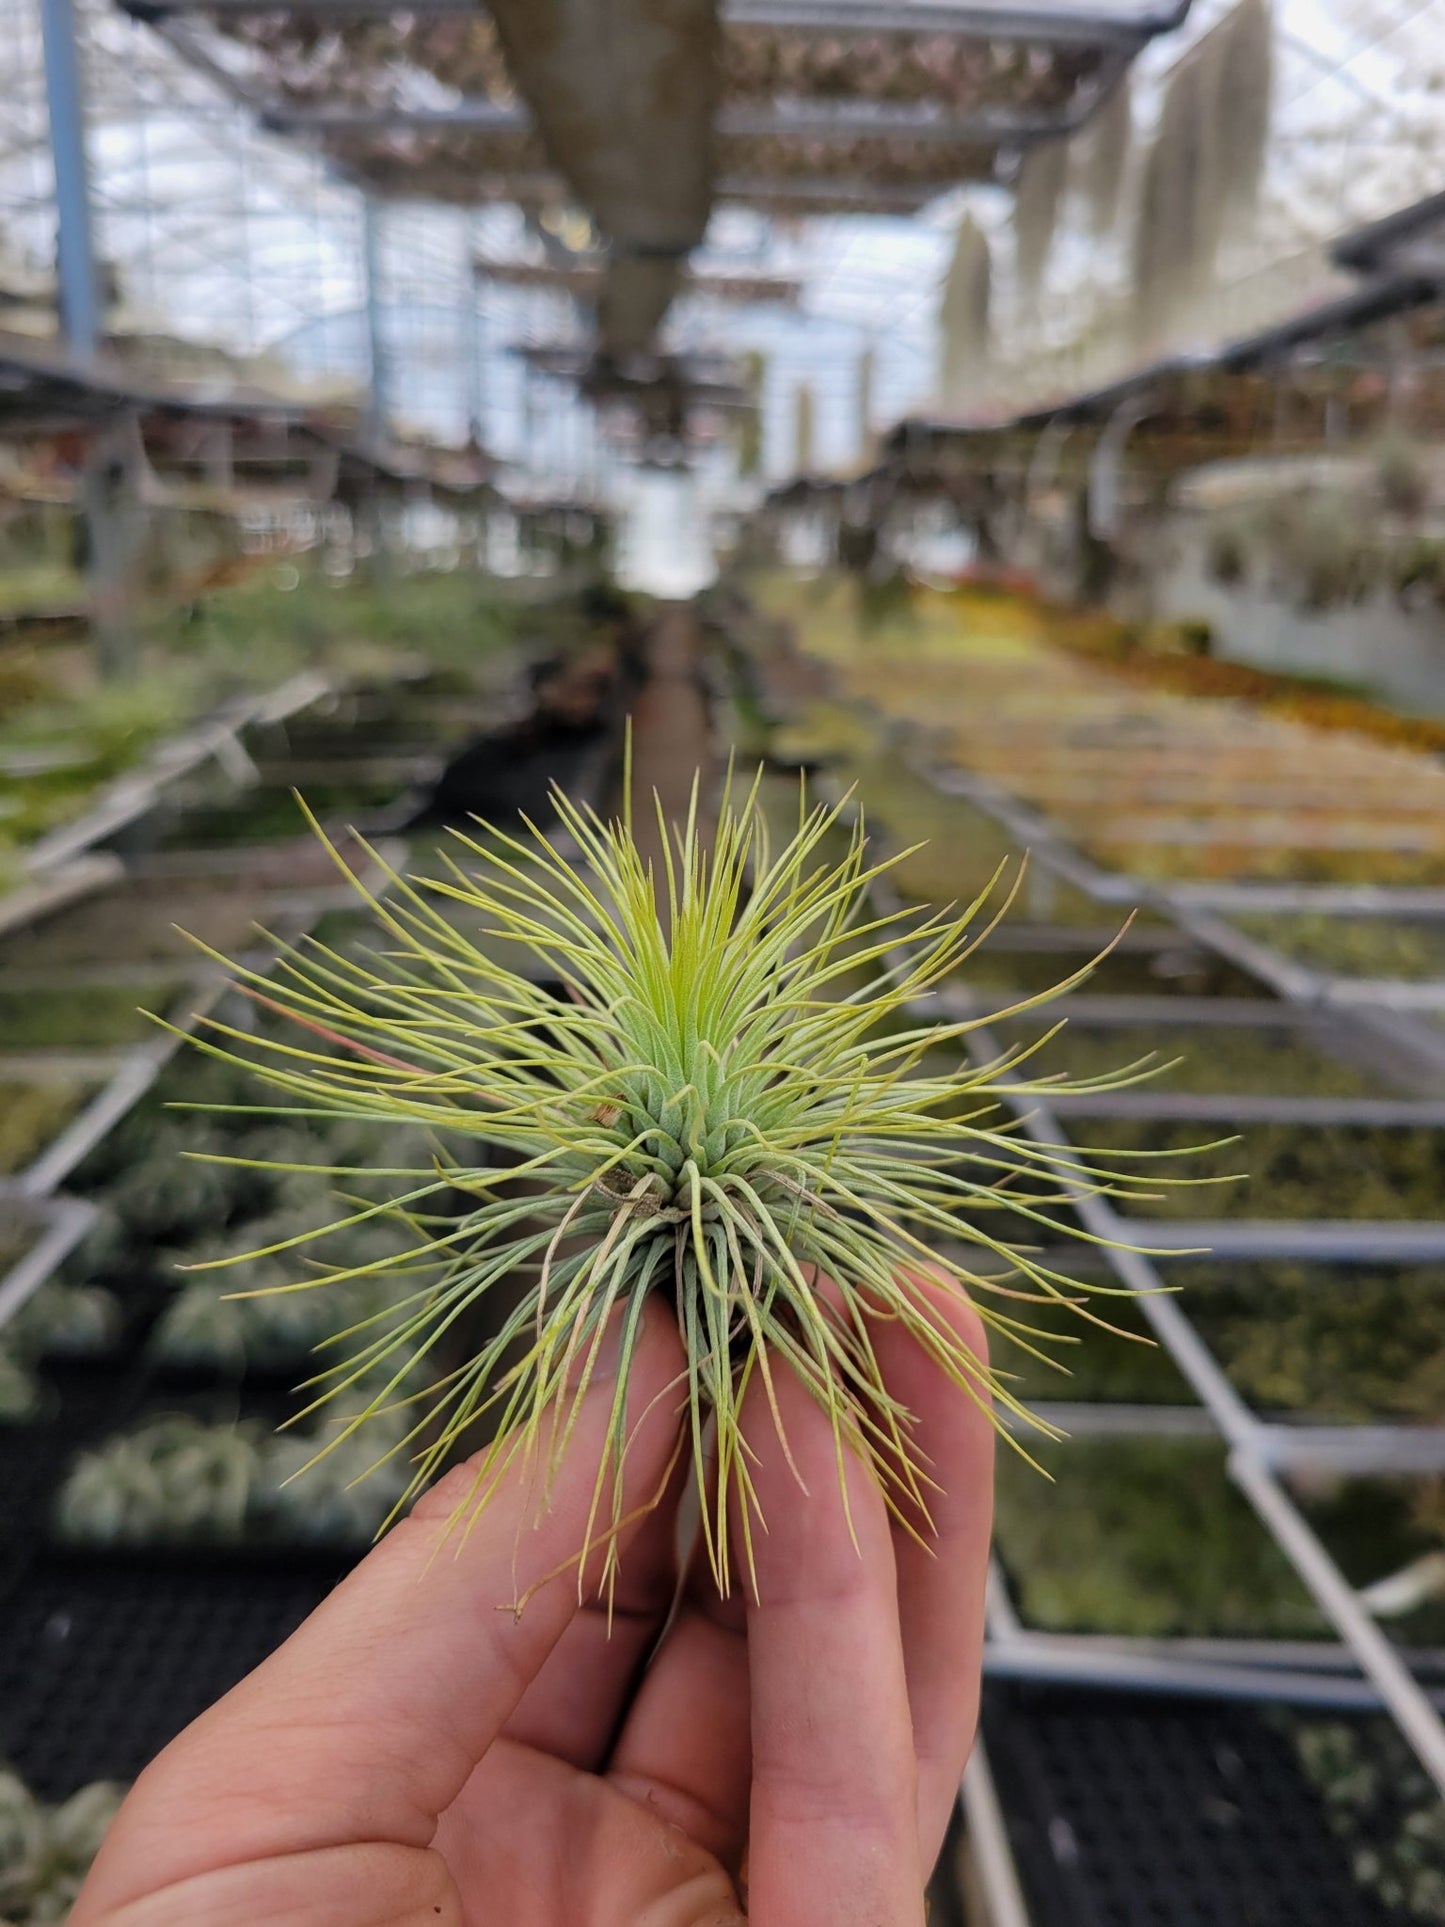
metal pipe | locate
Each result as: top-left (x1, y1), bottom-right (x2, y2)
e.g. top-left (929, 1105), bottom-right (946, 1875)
top-left (958, 1747), bottom-right (1033, 1927)
top-left (1042, 1093), bottom-right (1445, 1126)
top-left (124, 0), bottom-right (1193, 48)
top-left (1107, 1219), bottom-right (1445, 1262)
top-left (261, 93), bottom-right (1089, 144)
top-left (39, 0), bottom-right (101, 359)
top-left (362, 197), bottom-right (389, 446)
top-left (983, 1635), bottom-right (1445, 1712)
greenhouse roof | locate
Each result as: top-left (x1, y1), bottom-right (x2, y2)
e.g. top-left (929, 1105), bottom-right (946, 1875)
top-left (124, 0), bottom-right (1191, 365)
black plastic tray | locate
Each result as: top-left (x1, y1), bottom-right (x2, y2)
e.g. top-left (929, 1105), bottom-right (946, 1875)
top-left (981, 1681), bottom-right (1412, 1926)
top-left (0, 1551), bottom-right (345, 1800)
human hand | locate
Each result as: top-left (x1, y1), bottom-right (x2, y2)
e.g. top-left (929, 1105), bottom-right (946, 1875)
top-left (70, 1279), bottom-right (994, 1927)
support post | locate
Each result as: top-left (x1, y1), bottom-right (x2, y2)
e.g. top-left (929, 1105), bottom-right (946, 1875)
top-left (360, 198), bottom-right (392, 574)
top-left (40, 0), bottom-right (101, 359)
top-left (361, 196), bottom-right (389, 445)
top-left (466, 213), bottom-right (485, 445)
top-left (42, 0), bottom-right (135, 672)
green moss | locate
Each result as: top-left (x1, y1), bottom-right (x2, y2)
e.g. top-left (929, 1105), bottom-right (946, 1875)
top-left (1233, 914), bottom-right (1445, 982)
top-left (845, 750), bottom-right (1111, 926)
top-left (0, 1080), bottom-right (93, 1174)
top-left (1087, 1121), bottom-right (1445, 1220)
top-left (0, 983), bottom-right (177, 1051)
top-left (994, 1439), bottom-right (1323, 1637)
top-left (1169, 1262), bottom-right (1445, 1421)
top-left (952, 942), bottom-right (1266, 1003)
top-left (0, 890), bottom-right (262, 969)
top-left (991, 1020), bottom-right (1383, 1097)
top-left (992, 1289), bottom-right (1194, 1404)
top-left (151, 779), bottom-right (405, 851)
top-left (1087, 836), bottom-right (1445, 888)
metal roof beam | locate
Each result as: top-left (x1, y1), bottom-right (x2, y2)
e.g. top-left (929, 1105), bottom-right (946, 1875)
top-left (725, 0), bottom-right (1184, 46)
top-left (124, 0), bottom-right (1188, 51)
top-left (335, 163), bottom-right (939, 214)
top-left (260, 93), bottom-right (1081, 141)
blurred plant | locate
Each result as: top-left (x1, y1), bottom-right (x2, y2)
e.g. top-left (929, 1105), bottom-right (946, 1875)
top-left (1376, 436), bottom-right (1431, 520)
top-left (1205, 522), bottom-right (1249, 588)
top-left (1014, 140), bottom-right (1069, 307)
top-left (0, 1346), bottom-right (40, 1422)
top-left (54, 1414), bottom-right (259, 1544)
top-left (1131, 0), bottom-right (1272, 341)
top-left (176, 776), bottom-right (1199, 1594)
top-left (0, 1082), bottom-right (90, 1178)
top-left (995, 1438), bottom-right (1319, 1638)
top-left (1290, 1717), bottom-right (1445, 1920)
top-left (53, 1401), bottom-right (416, 1548)
top-left (1132, 54), bottom-right (1221, 343)
top-left (792, 381), bottom-right (815, 476)
top-left (1215, 0), bottom-right (1274, 233)
top-left (8, 1282), bottom-right (121, 1362)
top-left (1087, 1120), bottom-right (1445, 1223)
top-left (0, 1766), bottom-right (125, 1925)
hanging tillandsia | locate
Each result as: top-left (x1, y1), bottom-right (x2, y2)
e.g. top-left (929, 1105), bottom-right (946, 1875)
top-left (1013, 138), bottom-right (1069, 309)
top-left (938, 213), bottom-right (992, 413)
top-left (171, 770), bottom-right (1206, 1596)
top-left (1073, 72), bottom-right (1133, 236)
top-left (1215, 0), bottom-right (1273, 234)
top-left (792, 380), bottom-right (815, 477)
top-left (736, 349), bottom-right (766, 481)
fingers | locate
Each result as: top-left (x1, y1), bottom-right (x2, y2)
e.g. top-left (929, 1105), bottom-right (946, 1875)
top-left (871, 1272), bottom-right (995, 1866)
top-left (502, 1421), bottom-right (690, 1768)
top-left (742, 1356), bottom-right (927, 1927)
top-left (604, 1557), bottom-right (752, 1870)
top-left (72, 1298), bottom-right (687, 1922)
top-left (603, 1268), bottom-right (994, 1900)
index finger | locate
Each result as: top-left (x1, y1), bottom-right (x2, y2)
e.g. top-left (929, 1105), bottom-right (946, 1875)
top-left (742, 1360), bottom-right (928, 1927)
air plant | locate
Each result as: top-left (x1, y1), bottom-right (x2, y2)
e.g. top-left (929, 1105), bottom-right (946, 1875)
top-left (1215, 0), bottom-right (1273, 233)
top-left (1074, 73), bottom-right (1133, 235)
top-left (174, 774), bottom-right (1191, 1594)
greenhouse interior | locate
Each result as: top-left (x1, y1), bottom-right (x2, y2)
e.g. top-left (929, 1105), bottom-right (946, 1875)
top-left (2, 0), bottom-right (1445, 1919)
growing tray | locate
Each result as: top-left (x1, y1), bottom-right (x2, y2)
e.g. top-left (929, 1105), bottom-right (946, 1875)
top-left (982, 1681), bottom-right (1422, 1927)
top-left (992, 1437), bottom-right (1325, 1643)
top-left (0, 1552), bottom-right (343, 1800)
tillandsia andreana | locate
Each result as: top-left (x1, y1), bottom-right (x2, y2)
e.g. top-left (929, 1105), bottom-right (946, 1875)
top-left (173, 773), bottom-right (1195, 1594)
